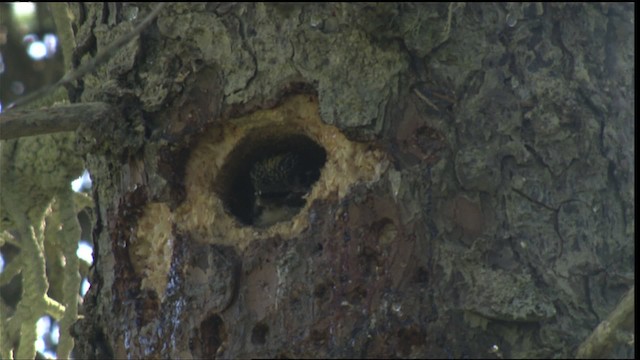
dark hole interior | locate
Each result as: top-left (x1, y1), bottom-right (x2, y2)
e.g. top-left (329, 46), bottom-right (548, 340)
top-left (196, 314), bottom-right (226, 358)
top-left (251, 322), bottom-right (269, 345)
top-left (215, 131), bottom-right (327, 227)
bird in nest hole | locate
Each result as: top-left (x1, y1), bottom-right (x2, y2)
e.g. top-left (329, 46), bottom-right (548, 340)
top-left (249, 152), bottom-right (320, 227)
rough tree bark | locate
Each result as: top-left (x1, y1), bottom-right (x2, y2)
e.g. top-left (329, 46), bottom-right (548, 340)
top-left (66, 3), bottom-right (633, 358)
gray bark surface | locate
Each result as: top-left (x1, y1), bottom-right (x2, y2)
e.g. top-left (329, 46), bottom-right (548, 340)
top-left (70, 3), bottom-right (634, 358)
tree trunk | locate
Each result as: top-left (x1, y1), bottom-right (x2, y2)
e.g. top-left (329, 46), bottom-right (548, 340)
top-left (70, 3), bottom-right (634, 358)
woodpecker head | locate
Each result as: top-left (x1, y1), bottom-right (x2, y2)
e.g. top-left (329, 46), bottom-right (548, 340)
top-left (249, 152), bottom-right (319, 197)
top-left (249, 151), bottom-right (319, 227)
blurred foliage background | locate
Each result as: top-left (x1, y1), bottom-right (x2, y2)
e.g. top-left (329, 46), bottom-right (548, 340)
top-left (0, 2), bottom-right (64, 109)
top-left (1, 3), bottom-right (93, 359)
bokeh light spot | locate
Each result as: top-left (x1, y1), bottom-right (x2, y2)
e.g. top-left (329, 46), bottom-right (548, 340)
top-left (11, 2), bottom-right (36, 17)
top-left (77, 241), bottom-right (94, 264)
top-left (27, 41), bottom-right (47, 60)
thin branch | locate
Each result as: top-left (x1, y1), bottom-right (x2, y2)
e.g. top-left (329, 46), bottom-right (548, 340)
top-left (0, 102), bottom-right (114, 140)
top-left (16, 222), bottom-right (49, 360)
top-left (575, 286), bottom-right (635, 358)
top-left (50, 3), bottom-right (76, 72)
top-left (0, 253), bottom-right (22, 286)
top-left (44, 295), bottom-right (67, 320)
top-left (56, 190), bottom-right (82, 359)
top-left (6, 3), bottom-right (166, 110)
